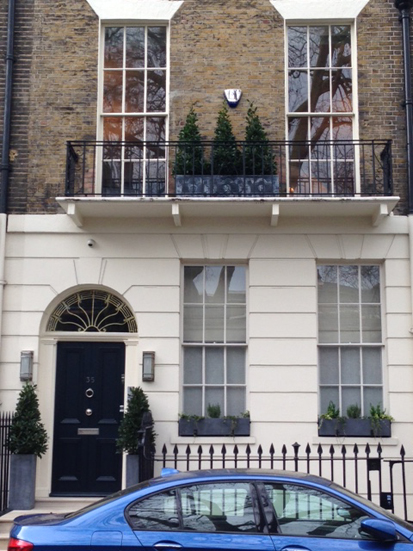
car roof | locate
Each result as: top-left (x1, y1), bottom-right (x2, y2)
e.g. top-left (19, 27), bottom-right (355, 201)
top-left (148, 468), bottom-right (334, 488)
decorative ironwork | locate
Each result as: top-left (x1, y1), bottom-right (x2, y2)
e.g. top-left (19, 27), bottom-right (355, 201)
top-left (47, 290), bottom-right (137, 333)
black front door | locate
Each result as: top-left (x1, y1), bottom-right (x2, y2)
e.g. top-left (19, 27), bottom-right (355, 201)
top-left (52, 341), bottom-right (125, 496)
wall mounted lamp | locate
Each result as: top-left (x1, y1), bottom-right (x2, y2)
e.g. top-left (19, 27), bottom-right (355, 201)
top-left (20, 350), bottom-right (33, 381)
top-left (142, 351), bottom-right (155, 382)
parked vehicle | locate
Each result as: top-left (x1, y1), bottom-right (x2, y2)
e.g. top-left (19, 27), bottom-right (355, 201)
top-left (8, 469), bottom-right (413, 551)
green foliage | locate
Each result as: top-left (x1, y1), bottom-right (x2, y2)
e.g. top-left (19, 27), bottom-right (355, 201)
top-left (244, 101), bottom-right (277, 175)
top-left (207, 403), bottom-right (221, 418)
top-left (346, 404), bottom-right (362, 419)
top-left (369, 404), bottom-right (394, 421)
top-left (8, 383), bottom-right (48, 457)
top-left (320, 401), bottom-right (340, 420)
top-left (175, 106), bottom-right (207, 175)
top-left (117, 387), bottom-right (155, 454)
top-left (212, 103), bottom-right (242, 175)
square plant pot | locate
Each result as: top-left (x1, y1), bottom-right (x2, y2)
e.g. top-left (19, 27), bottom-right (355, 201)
top-left (179, 417), bottom-right (250, 437)
top-left (318, 418), bottom-right (391, 437)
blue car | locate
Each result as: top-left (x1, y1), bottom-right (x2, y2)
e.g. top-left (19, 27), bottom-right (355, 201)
top-left (8, 469), bottom-right (413, 551)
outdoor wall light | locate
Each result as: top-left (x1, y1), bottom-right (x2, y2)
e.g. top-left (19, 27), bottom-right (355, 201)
top-left (142, 351), bottom-right (155, 382)
top-left (20, 350), bottom-right (33, 381)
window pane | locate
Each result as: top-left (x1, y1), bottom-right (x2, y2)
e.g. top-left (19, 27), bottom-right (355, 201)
top-left (311, 70), bottom-right (330, 112)
top-left (310, 26), bottom-right (329, 67)
top-left (332, 117), bottom-right (353, 141)
top-left (125, 117), bottom-right (144, 143)
top-left (288, 117), bottom-right (309, 143)
top-left (361, 266), bottom-right (380, 303)
top-left (332, 69), bottom-right (352, 112)
top-left (128, 490), bottom-right (178, 531)
top-left (340, 304), bottom-right (360, 343)
top-left (341, 347), bottom-right (360, 384)
top-left (146, 117), bottom-right (166, 142)
top-left (363, 387), bottom-right (382, 415)
top-left (125, 71), bottom-right (144, 113)
top-left (342, 387), bottom-right (361, 414)
top-left (205, 387), bottom-right (224, 414)
top-left (184, 266), bottom-right (204, 303)
top-left (147, 27), bottom-right (167, 67)
top-left (205, 266), bottom-right (225, 303)
top-left (183, 387), bottom-right (202, 416)
top-left (147, 70), bottom-right (166, 112)
top-left (362, 305), bottom-right (382, 342)
top-left (184, 305), bottom-right (203, 342)
top-left (320, 387), bottom-right (339, 415)
top-left (318, 266), bottom-right (337, 303)
top-left (205, 347), bottom-right (224, 384)
top-left (227, 387), bottom-right (246, 416)
top-left (289, 70), bottom-right (308, 113)
top-left (319, 304), bottom-right (338, 343)
top-left (184, 347), bottom-right (202, 384)
top-left (363, 348), bottom-right (382, 384)
top-left (288, 27), bottom-right (307, 68)
top-left (227, 305), bottom-right (246, 343)
top-left (227, 348), bottom-right (245, 384)
top-left (104, 27), bottom-right (123, 68)
top-left (228, 266), bottom-right (246, 303)
top-left (339, 266), bottom-right (359, 303)
top-left (319, 348), bottom-right (338, 384)
top-left (126, 27), bottom-right (144, 68)
top-left (103, 71), bottom-right (123, 113)
top-left (205, 305), bottom-right (224, 342)
top-left (332, 26), bottom-right (351, 67)
top-left (103, 117), bottom-right (122, 141)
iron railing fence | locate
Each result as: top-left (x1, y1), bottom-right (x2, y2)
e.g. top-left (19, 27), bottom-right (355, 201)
top-left (0, 412), bottom-right (12, 515)
top-left (65, 139), bottom-right (393, 199)
top-left (155, 442), bottom-right (413, 522)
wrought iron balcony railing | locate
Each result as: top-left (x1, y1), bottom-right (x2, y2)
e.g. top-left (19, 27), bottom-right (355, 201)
top-left (65, 140), bottom-right (392, 198)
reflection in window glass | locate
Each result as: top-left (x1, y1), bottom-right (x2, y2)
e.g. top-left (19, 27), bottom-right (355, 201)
top-left (128, 490), bottom-right (178, 531)
top-left (318, 265), bottom-right (383, 416)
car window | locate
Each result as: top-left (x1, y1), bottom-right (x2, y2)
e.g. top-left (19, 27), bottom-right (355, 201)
top-left (128, 489), bottom-right (179, 531)
top-left (180, 482), bottom-right (259, 533)
top-left (263, 483), bottom-right (370, 539)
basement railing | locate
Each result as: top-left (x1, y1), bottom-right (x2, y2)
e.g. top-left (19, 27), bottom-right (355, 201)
top-left (65, 140), bottom-right (393, 198)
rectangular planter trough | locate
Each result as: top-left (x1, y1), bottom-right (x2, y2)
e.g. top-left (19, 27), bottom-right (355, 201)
top-left (179, 417), bottom-right (250, 437)
top-left (318, 418), bottom-right (391, 438)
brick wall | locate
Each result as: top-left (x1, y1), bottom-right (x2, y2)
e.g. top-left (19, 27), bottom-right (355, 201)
top-left (2, 0), bottom-right (411, 214)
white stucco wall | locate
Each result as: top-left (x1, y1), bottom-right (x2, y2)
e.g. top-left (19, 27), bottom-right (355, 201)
top-left (1, 212), bottom-right (412, 496)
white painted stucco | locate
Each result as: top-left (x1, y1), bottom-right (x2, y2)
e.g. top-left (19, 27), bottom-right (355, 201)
top-left (85, 0), bottom-right (184, 21)
top-left (270, 0), bottom-right (371, 20)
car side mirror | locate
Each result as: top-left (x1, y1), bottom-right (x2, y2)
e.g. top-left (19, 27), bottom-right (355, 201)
top-left (359, 518), bottom-right (398, 542)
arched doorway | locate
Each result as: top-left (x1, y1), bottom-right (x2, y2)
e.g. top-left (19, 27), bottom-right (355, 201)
top-left (47, 289), bottom-right (137, 496)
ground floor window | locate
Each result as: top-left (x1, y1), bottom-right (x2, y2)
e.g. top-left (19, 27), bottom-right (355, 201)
top-left (318, 265), bottom-right (383, 416)
top-left (182, 265), bottom-right (247, 417)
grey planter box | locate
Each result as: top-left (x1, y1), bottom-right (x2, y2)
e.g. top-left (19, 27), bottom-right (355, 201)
top-left (9, 454), bottom-right (36, 510)
top-left (178, 417), bottom-right (250, 437)
top-left (175, 175), bottom-right (279, 196)
top-left (318, 418), bottom-right (391, 438)
top-left (125, 454), bottom-right (140, 488)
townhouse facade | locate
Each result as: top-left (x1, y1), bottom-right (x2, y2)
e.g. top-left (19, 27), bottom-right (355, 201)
top-left (1, 0), bottom-right (413, 503)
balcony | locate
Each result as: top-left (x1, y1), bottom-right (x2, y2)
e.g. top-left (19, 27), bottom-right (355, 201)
top-left (58, 140), bottom-right (398, 227)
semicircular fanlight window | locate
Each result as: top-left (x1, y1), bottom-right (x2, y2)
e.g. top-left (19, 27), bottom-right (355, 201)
top-left (47, 290), bottom-right (137, 333)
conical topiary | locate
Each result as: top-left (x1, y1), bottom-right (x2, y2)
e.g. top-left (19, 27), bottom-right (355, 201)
top-left (244, 101), bottom-right (277, 175)
top-left (8, 383), bottom-right (48, 457)
top-left (212, 103), bottom-right (242, 175)
top-left (175, 106), bottom-right (207, 175)
top-left (117, 387), bottom-right (155, 454)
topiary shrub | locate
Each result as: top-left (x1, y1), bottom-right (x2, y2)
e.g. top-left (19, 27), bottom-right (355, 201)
top-left (244, 101), bottom-right (277, 175)
top-left (117, 387), bottom-right (155, 454)
top-left (212, 103), bottom-right (242, 175)
top-left (8, 383), bottom-right (48, 457)
top-left (174, 105), bottom-right (207, 175)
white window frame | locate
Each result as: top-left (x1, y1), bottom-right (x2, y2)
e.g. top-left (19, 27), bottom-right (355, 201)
top-left (317, 264), bottom-right (384, 417)
top-left (96, 23), bottom-right (170, 195)
top-left (181, 265), bottom-right (248, 418)
top-left (285, 21), bottom-right (360, 195)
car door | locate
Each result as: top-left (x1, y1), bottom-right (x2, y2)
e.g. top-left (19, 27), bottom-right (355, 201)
top-left (260, 481), bottom-right (413, 551)
top-left (125, 481), bottom-right (275, 551)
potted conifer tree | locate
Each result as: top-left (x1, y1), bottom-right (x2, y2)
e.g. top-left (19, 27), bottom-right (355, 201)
top-left (117, 387), bottom-right (155, 487)
top-left (8, 383), bottom-right (48, 510)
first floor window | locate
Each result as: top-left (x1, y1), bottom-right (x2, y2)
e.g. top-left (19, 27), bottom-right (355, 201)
top-left (182, 265), bottom-right (247, 417)
top-left (318, 265), bottom-right (383, 416)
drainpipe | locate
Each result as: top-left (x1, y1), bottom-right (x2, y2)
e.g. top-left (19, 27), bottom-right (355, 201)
top-left (395, 0), bottom-right (413, 213)
top-left (1, 0), bottom-right (15, 213)
top-left (0, 0), bottom-right (15, 366)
